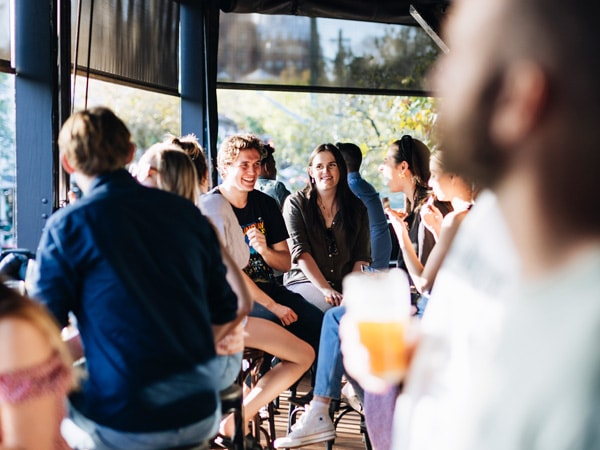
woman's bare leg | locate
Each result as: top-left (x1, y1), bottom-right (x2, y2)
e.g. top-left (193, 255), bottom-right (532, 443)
top-left (221, 317), bottom-right (315, 435)
top-left (243, 317), bottom-right (314, 419)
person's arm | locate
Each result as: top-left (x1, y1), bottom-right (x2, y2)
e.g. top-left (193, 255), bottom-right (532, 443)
top-left (388, 208), bottom-right (427, 294)
top-left (245, 228), bottom-right (292, 273)
top-left (351, 261), bottom-right (371, 272)
top-left (420, 202), bottom-right (444, 241)
top-left (28, 227), bottom-right (76, 329)
top-left (389, 208), bottom-right (468, 293)
top-left (416, 211), bottom-right (468, 292)
top-left (0, 320), bottom-right (65, 450)
top-left (350, 205), bottom-right (374, 273)
top-left (212, 244), bottom-right (252, 342)
top-left (240, 271), bottom-right (298, 326)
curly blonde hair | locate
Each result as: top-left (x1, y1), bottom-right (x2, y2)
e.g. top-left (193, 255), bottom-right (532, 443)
top-left (217, 134), bottom-right (265, 178)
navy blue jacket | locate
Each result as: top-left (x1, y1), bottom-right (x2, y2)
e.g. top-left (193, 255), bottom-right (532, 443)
top-left (30, 169), bottom-right (237, 432)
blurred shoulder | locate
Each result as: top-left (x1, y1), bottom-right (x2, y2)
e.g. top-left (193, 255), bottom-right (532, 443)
top-left (199, 191), bottom-right (232, 214)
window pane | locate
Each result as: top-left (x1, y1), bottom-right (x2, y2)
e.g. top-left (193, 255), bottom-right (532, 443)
top-left (0, 0), bottom-right (10, 63)
top-left (72, 77), bottom-right (180, 155)
top-left (218, 14), bottom-right (439, 91)
top-left (0, 72), bottom-right (15, 247)
top-left (217, 88), bottom-right (436, 194)
top-left (71, 0), bottom-right (179, 93)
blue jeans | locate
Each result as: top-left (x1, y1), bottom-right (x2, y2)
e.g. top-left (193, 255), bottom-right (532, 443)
top-left (314, 306), bottom-right (362, 400)
top-left (416, 292), bottom-right (431, 318)
top-left (216, 352), bottom-right (243, 391)
top-left (64, 405), bottom-right (219, 450)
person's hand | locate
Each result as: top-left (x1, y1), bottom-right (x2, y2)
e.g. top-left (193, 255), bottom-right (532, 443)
top-left (216, 323), bottom-right (244, 355)
top-left (339, 314), bottom-right (421, 393)
top-left (386, 207), bottom-right (410, 245)
top-left (385, 207), bottom-right (408, 223)
top-left (246, 227), bottom-right (268, 255)
top-left (270, 303), bottom-right (298, 326)
top-left (339, 315), bottom-right (393, 393)
top-left (321, 287), bottom-right (343, 306)
top-left (421, 201), bottom-right (443, 238)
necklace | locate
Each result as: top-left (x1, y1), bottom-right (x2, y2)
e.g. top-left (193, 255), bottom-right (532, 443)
top-left (318, 197), bottom-right (336, 220)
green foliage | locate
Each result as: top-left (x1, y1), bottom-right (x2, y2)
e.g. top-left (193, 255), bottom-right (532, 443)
top-left (0, 72), bottom-right (15, 245)
top-left (339, 26), bottom-right (438, 90)
top-left (217, 90), bottom-right (437, 193)
top-left (72, 77), bottom-right (180, 158)
top-left (0, 73), bottom-right (15, 165)
top-left (70, 79), bottom-right (436, 194)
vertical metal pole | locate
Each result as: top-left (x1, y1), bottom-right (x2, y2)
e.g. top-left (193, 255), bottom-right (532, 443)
top-left (58, 0), bottom-right (72, 206)
top-left (14, 0), bottom-right (58, 250)
top-left (180, 0), bottom-right (220, 187)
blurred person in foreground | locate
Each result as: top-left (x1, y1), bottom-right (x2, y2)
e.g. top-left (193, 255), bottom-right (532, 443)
top-left (433, 0), bottom-right (600, 446)
top-left (343, 0), bottom-right (600, 448)
top-left (0, 281), bottom-right (76, 450)
top-left (29, 107), bottom-right (240, 450)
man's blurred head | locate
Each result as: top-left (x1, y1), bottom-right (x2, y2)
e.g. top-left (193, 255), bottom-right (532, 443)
top-left (433, 0), bottom-right (600, 234)
top-left (59, 107), bottom-right (133, 176)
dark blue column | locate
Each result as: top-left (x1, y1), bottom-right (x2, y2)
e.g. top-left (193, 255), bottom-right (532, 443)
top-left (180, 0), bottom-right (220, 187)
top-left (14, 0), bottom-right (58, 250)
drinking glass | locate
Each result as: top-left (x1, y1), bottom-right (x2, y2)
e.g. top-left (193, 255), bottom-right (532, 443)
top-left (343, 268), bottom-right (411, 383)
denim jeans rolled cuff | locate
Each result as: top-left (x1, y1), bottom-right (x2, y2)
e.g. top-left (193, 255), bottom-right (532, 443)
top-left (313, 305), bottom-right (346, 400)
top-left (64, 404), bottom-right (220, 450)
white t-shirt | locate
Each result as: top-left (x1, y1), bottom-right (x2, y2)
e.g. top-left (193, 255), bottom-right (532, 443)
top-left (456, 244), bottom-right (600, 450)
top-left (198, 193), bottom-right (249, 269)
top-left (392, 190), bottom-right (521, 449)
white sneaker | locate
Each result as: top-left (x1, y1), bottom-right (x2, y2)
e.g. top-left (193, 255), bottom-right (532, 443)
top-left (273, 407), bottom-right (335, 448)
top-left (341, 382), bottom-right (363, 413)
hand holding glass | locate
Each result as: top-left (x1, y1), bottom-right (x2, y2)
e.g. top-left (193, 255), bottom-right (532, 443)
top-left (342, 269), bottom-right (411, 384)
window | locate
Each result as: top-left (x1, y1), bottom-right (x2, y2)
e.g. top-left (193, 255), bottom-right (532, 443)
top-left (217, 89), bottom-right (436, 195)
top-left (0, 72), bottom-right (15, 247)
top-left (72, 76), bottom-right (180, 157)
top-left (0, 0), bottom-right (11, 67)
top-left (218, 13), bottom-right (439, 92)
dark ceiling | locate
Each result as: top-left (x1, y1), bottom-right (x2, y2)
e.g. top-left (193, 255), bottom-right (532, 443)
top-left (218, 0), bottom-right (451, 32)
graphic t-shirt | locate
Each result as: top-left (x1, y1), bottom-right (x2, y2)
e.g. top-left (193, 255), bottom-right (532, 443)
top-left (216, 189), bottom-right (289, 283)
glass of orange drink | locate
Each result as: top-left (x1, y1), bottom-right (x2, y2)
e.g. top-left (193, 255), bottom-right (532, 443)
top-left (343, 269), bottom-right (411, 383)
